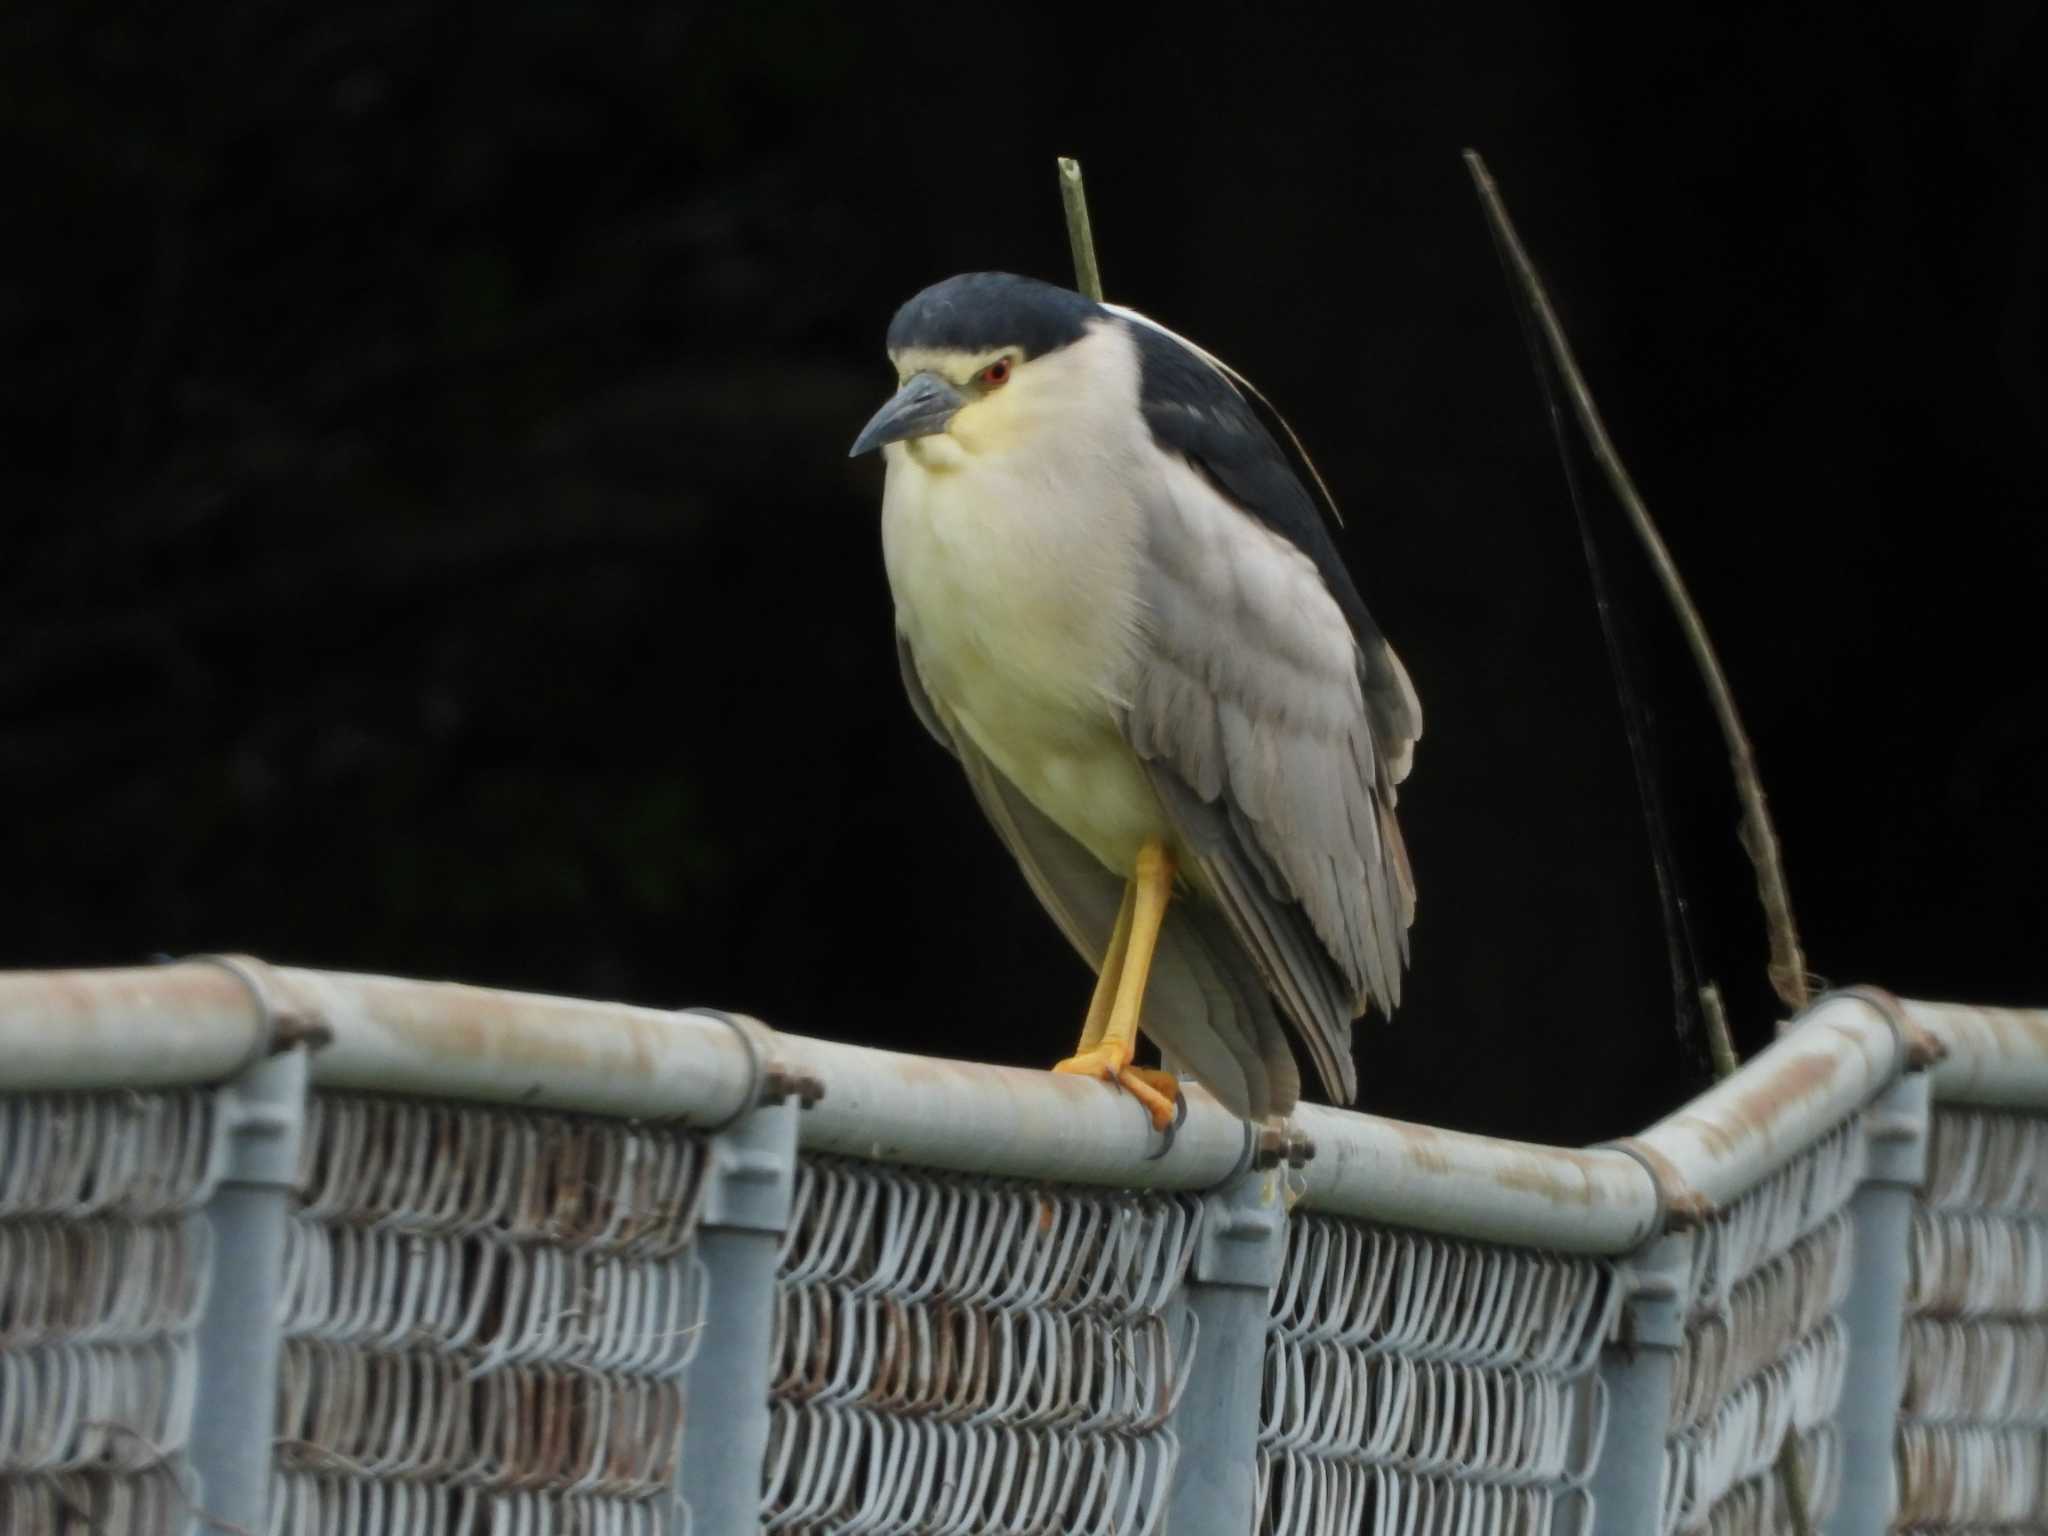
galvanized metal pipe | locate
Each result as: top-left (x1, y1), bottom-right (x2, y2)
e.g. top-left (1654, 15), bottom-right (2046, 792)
top-left (1912, 998), bottom-right (2048, 1107)
top-left (1589, 1230), bottom-right (1693, 1536)
top-left (781, 1031), bottom-right (1255, 1190)
top-left (292, 968), bottom-right (761, 1123)
top-left (1622, 993), bottom-right (1904, 1219)
top-left (5, 965), bottom-right (2048, 1256)
top-left (1291, 1102), bottom-right (1660, 1254)
top-left (682, 1098), bottom-right (801, 1535)
top-left (0, 964), bottom-right (267, 1090)
top-left (1825, 1070), bottom-right (1930, 1536)
top-left (1165, 1166), bottom-right (1291, 1535)
top-left (188, 1044), bottom-right (309, 1534)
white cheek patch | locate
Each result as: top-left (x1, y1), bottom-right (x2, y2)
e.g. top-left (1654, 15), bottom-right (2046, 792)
top-left (902, 435), bottom-right (967, 471)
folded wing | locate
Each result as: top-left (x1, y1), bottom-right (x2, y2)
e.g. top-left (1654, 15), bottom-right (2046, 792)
top-left (1111, 309), bottom-right (1420, 1105)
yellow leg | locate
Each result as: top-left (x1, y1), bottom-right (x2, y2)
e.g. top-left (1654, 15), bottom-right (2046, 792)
top-left (1053, 839), bottom-right (1183, 1130)
top-left (1071, 881), bottom-right (1137, 1057)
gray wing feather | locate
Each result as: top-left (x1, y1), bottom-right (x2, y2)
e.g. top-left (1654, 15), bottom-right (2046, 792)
top-left (1120, 456), bottom-right (1420, 1105)
top-left (897, 633), bottom-right (1295, 1118)
top-left (1148, 769), bottom-right (1346, 1103)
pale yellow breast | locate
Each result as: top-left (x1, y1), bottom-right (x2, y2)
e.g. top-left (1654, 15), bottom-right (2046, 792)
top-left (880, 436), bottom-right (1167, 873)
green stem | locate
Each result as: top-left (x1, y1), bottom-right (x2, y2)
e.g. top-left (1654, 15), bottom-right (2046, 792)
top-left (1058, 157), bottom-right (1105, 303)
top-left (1701, 984), bottom-right (1741, 1080)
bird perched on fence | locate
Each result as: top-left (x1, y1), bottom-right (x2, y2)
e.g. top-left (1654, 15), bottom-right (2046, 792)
top-left (851, 272), bottom-right (1420, 1130)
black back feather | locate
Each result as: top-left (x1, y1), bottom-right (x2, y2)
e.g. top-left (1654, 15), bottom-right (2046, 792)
top-left (1120, 316), bottom-right (1391, 657)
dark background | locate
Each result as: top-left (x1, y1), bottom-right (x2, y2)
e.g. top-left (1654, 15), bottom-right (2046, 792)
top-left (6, 2), bottom-right (2042, 1145)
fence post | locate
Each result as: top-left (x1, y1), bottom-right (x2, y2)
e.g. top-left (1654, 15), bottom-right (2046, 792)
top-left (1590, 1227), bottom-right (1693, 1536)
top-left (1825, 1069), bottom-right (1929, 1535)
top-left (681, 1094), bottom-right (802, 1534)
top-left (1165, 1156), bottom-right (1289, 1535)
top-left (188, 1044), bottom-right (310, 1533)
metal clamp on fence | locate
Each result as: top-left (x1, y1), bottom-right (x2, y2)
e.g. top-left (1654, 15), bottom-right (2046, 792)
top-left (185, 952), bottom-right (336, 1058)
top-left (1827, 983), bottom-right (1949, 1073)
top-left (685, 1007), bottom-right (826, 1128)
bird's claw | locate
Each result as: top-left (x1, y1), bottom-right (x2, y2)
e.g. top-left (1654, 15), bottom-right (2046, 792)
top-left (1053, 1050), bottom-right (1182, 1142)
top-left (1143, 1084), bottom-right (1189, 1160)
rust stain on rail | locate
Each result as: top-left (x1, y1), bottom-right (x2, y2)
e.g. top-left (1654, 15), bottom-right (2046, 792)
top-left (1662, 1049), bottom-right (1843, 1162)
top-left (2, 963), bottom-right (248, 1027)
top-left (1932, 1000), bottom-right (2048, 1067)
top-left (1490, 1150), bottom-right (1613, 1207)
top-left (1392, 1121), bottom-right (1454, 1177)
top-left (306, 972), bottom-right (684, 1082)
top-left (1390, 1120), bottom-right (1629, 1209)
top-left (1726, 1047), bottom-right (1838, 1128)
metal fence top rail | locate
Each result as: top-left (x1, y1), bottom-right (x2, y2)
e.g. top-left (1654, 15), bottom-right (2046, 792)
top-left (2, 960), bottom-right (2044, 1256)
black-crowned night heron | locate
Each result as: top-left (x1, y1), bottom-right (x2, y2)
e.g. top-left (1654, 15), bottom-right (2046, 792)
top-left (851, 272), bottom-right (1420, 1129)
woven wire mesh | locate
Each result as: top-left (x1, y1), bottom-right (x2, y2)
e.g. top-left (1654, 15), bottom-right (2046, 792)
top-left (763, 1155), bottom-right (1199, 1535)
top-left (1256, 1212), bottom-right (1620, 1536)
top-left (0, 1089), bottom-right (219, 1535)
top-left (1662, 1118), bottom-right (1863, 1535)
top-left (1895, 1105), bottom-right (2048, 1530)
top-left (274, 1093), bottom-right (708, 1535)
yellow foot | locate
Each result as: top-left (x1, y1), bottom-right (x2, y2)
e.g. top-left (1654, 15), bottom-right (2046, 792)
top-left (1052, 1047), bottom-right (1182, 1132)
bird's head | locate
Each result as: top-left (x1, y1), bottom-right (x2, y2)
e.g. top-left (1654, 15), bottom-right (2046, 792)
top-left (849, 272), bottom-right (1104, 470)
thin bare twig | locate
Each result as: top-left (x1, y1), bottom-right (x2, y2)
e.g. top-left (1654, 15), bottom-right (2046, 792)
top-left (1058, 158), bottom-right (1105, 304)
top-left (273, 1438), bottom-right (375, 1478)
top-left (79, 1420), bottom-right (257, 1536)
top-left (1462, 149), bottom-right (1812, 1012)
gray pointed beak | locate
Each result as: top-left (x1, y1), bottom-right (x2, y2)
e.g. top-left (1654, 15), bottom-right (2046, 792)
top-left (849, 371), bottom-right (966, 457)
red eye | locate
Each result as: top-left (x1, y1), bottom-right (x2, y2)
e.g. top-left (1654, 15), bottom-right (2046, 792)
top-left (979, 357), bottom-right (1012, 387)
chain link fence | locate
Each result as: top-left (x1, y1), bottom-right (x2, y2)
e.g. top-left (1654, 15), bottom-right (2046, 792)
top-left (1258, 1215), bottom-right (1616, 1535)
top-left (273, 1094), bottom-right (706, 1533)
top-left (1664, 1118), bottom-right (1862, 1533)
top-left (0, 1089), bottom-right (215, 1536)
top-left (765, 1159), bottom-right (1195, 1533)
top-left (1895, 1106), bottom-right (2048, 1529)
top-left (0, 966), bottom-right (2044, 1535)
